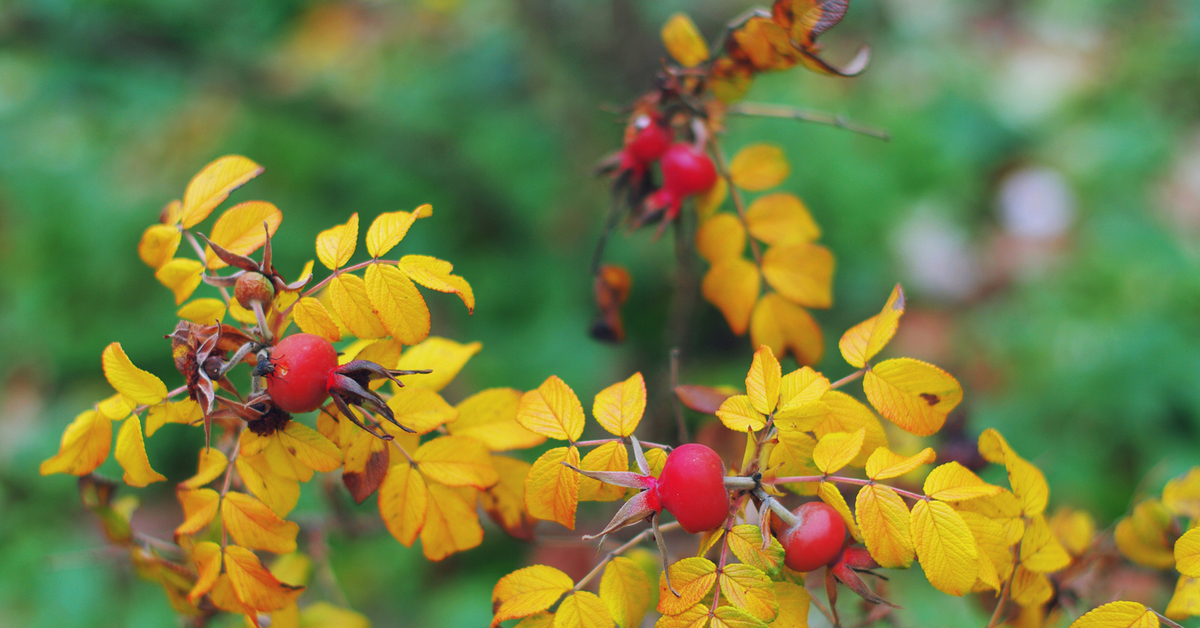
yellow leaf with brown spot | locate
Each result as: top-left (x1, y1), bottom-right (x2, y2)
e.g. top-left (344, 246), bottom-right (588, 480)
top-left (491, 565), bottom-right (574, 627)
top-left (719, 564), bottom-right (777, 622)
top-left (366, 204), bottom-right (430, 258)
top-left (176, 298), bottom-right (226, 325)
top-left (387, 387), bottom-right (457, 435)
top-left (600, 557), bottom-right (652, 628)
top-left (866, 447), bottom-right (935, 481)
top-left (524, 446), bottom-right (580, 529)
top-left (180, 447), bottom-right (228, 490)
top-left (341, 424), bottom-right (390, 503)
top-left (139, 224), bottom-right (181, 269)
top-left (40, 409), bottom-right (112, 476)
top-left (204, 201), bottom-right (282, 269)
top-left (856, 484), bottom-right (914, 569)
top-left (291, 297), bottom-right (341, 342)
top-left (658, 557), bottom-right (717, 616)
top-left (924, 462), bottom-right (1000, 502)
top-left (696, 214), bottom-right (746, 264)
top-left (750, 293), bottom-right (824, 366)
top-left (279, 421), bottom-right (342, 472)
top-left (761, 243), bottom-right (833, 308)
top-left (716, 395), bottom-right (766, 432)
top-left (224, 545), bottom-right (304, 612)
top-left (1069, 601), bottom-right (1160, 628)
top-left (379, 462), bottom-right (426, 546)
top-left (236, 454), bottom-right (300, 517)
top-left (746, 345), bottom-right (781, 415)
top-left (978, 429), bottom-right (1049, 517)
top-left (450, 388), bottom-right (545, 451)
top-left (730, 145), bottom-right (789, 191)
top-left (416, 435), bottom-right (498, 489)
top-left (187, 541), bottom-right (221, 604)
top-left (910, 499), bottom-right (977, 596)
top-left (839, 285), bottom-right (905, 368)
top-left (818, 481), bottom-right (861, 541)
top-left (420, 483), bottom-right (483, 560)
top-left (556, 591), bottom-right (613, 628)
top-left (482, 455), bottom-right (536, 541)
top-left (329, 274), bottom-right (388, 340)
top-left (702, 258), bottom-right (760, 336)
top-left (577, 441), bottom-right (629, 502)
top-left (175, 488), bottom-right (220, 537)
top-left (365, 262), bottom-right (430, 345)
top-left (1020, 514), bottom-right (1072, 573)
top-left (316, 213), bottom-right (358, 270)
top-left (661, 13), bottom-right (708, 68)
top-left (394, 337), bottom-right (482, 391)
top-left (115, 416), bottom-right (166, 487)
top-left (518, 376), bottom-right (585, 442)
top-left (593, 373), bottom-right (646, 438)
top-left (863, 358), bottom-right (961, 436)
top-left (102, 343), bottom-right (169, 406)
top-left (180, 156), bottom-right (263, 229)
top-left (745, 193), bottom-right (819, 245)
top-left (222, 491), bottom-right (299, 554)
top-left (813, 429), bottom-right (864, 475)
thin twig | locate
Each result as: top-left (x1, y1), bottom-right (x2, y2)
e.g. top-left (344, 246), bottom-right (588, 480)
top-left (772, 475), bottom-right (927, 502)
top-left (670, 348), bottom-right (689, 444)
top-left (983, 548), bottom-right (1017, 628)
top-left (572, 521), bottom-right (683, 592)
top-left (709, 142), bottom-right (762, 265)
top-left (728, 103), bottom-right (890, 141)
top-left (829, 368), bottom-right (867, 390)
top-left (184, 230), bottom-right (232, 303)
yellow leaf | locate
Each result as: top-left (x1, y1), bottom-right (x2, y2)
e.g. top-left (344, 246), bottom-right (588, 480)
top-left (517, 613), bottom-right (556, 628)
top-left (910, 499), bottom-right (977, 595)
top-left (1020, 514), bottom-right (1072, 573)
top-left (600, 557), bottom-right (652, 628)
top-left (387, 387), bottom-right (458, 434)
top-left (40, 409), bottom-right (112, 476)
top-left (1115, 517), bottom-right (1174, 569)
top-left (746, 345), bottom-right (781, 415)
top-left (227, 297), bottom-right (258, 325)
top-left (180, 156), bottom-right (263, 229)
top-left (491, 565), bottom-right (574, 627)
top-left (1177, 528), bottom-right (1200, 577)
top-left (97, 392), bottom-right (134, 420)
top-left (839, 284), bottom-right (905, 368)
top-left (147, 399), bottom-right (201, 437)
top-left (978, 429), bottom-right (1049, 516)
top-left (420, 483), bottom-right (483, 560)
top-left (525, 446), bottom-right (581, 529)
top-left (115, 416), bottom-right (166, 487)
top-left (750, 294), bottom-right (824, 366)
top-left (593, 373), bottom-right (647, 438)
top-left (299, 602), bottom-right (371, 628)
top-left (778, 367), bottom-right (830, 413)
top-left (661, 13), bottom-right (709, 68)
top-left (866, 447), bottom-right (935, 481)
top-left (177, 298), bottom-right (227, 325)
top-left (236, 454), bottom-right (300, 517)
top-left (482, 455), bottom-right (536, 540)
top-left (654, 604), bottom-right (710, 627)
top-left (954, 488), bottom-right (1026, 547)
top-left (1164, 468), bottom-right (1200, 520)
top-left (712, 604), bottom-right (768, 628)
top-left (767, 430), bottom-right (819, 492)
top-left (379, 462), bottom-right (426, 546)
top-left (716, 395), bottom-right (766, 432)
top-left (818, 481), bottom-right (861, 542)
top-left (139, 224), bottom-right (181, 269)
top-left (696, 176), bottom-right (728, 220)
top-left (745, 193), bottom-right (820, 245)
top-left (863, 358), bottom-right (962, 436)
top-left (855, 484), bottom-right (914, 569)
top-left (1010, 565), bottom-right (1053, 607)
top-left (279, 421), bottom-right (342, 472)
top-left (415, 435), bottom-right (498, 489)
top-left (924, 462), bottom-right (1001, 502)
top-left (222, 491), bottom-right (299, 554)
top-left (959, 510), bottom-right (1015, 587)
top-left (365, 263), bottom-right (431, 345)
top-left (1069, 601), bottom-right (1159, 628)
top-left (180, 447), bottom-right (229, 490)
top-left (517, 376), bottom-right (585, 442)
top-left (175, 488), bottom-right (221, 537)
top-left (696, 214), bottom-right (746, 264)
top-left (209, 573), bottom-right (256, 615)
top-left (644, 447), bottom-right (668, 478)
top-left (761, 243), bottom-right (833, 308)
top-left (702, 258), bottom-right (760, 336)
top-left (719, 564), bottom-right (777, 622)
top-left (341, 423), bottom-right (390, 503)
top-left (556, 591), bottom-right (613, 628)
top-left (289, 297), bottom-right (341, 342)
top-left (727, 525), bottom-right (785, 575)
top-left (316, 213), bottom-right (359, 270)
top-left (812, 391), bottom-right (888, 467)
top-left (1049, 507), bottom-right (1097, 556)
top-left (155, 258), bottom-right (205, 305)
top-left (770, 581), bottom-right (811, 628)
top-left (328, 274), bottom-right (388, 340)
top-left (223, 545), bottom-right (304, 612)
top-left (366, 204), bottom-right (430, 258)
top-left (1166, 576), bottom-right (1200, 621)
top-left (577, 442), bottom-right (629, 502)
top-left (657, 557), bottom-right (717, 616)
top-left (729, 144), bottom-right (789, 192)
top-left (398, 254), bottom-right (467, 297)
top-left (188, 541), bottom-right (222, 604)
top-left (204, 201), bottom-right (282, 269)
top-left (394, 337), bottom-right (482, 392)
top-left (450, 388), bottom-right (545, 451)
top-left (812, 429), bottom-right (865, 475)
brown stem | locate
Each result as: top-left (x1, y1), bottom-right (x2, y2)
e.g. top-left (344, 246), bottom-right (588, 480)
top-left (184, 231), bottom-right (232, 303)
top-left (572, 520), bottom-right (683, 592)
top-left (983, 547), bottom-right (1018, 628)
top-left (771, 475), bottom-right (928, 502)
top-left (709, 142), bottom-right (762, 266)
top-left (727, 103), bottom-right (890, 140)
top-left (829, 368), bottom-right (867, 390)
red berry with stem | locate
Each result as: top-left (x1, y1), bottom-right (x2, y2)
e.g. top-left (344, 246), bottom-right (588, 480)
top-left (777, 501), bottom-right (847, 572)
top-left (265, 333), bottom-right (339, 413)
top-left (649, 143), bottom-right (718, 221)
top-left (656, 443), bottom-right (730, 534)
top-left (622, 114), bottom-right (672, 169)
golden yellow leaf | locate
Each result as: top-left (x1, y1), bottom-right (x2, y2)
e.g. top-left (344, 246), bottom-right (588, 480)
top-left (760, 243), bottom-right (833, 308)
top-left (316, 213), bottom-right (359, 270)
top-left (777, 366), bottom-right (829, 411)
top-left (577, 441), bottom-right (629, 502)
top-left (115, 416), bottom-right (166, 487)
top-left (593, 373), bottom-right (646, 438)
top-left (746, 345), bottom-right (781, 415)
top-left (924, 462), bottom-right (1001, 502)
top-left (712, 605), bottom-right (768, 628)
top-left (179, 447), bottom-right (228, 490)
top-left (394, 337), bottom-right (482, 392)
top-left (863, 358), bottom-right (962, 436)
top-left (398, 254), bottom-right (465, 296)
top-left (482, 455), bottom-right (536, 540)
top-left (40, 409), bottom-right (112, 476)
top-left (556, 591), bottom-right (613, 628)
top-left (222, 491), bottom-right (299, 554)
top-left (204, 201), bottom-right (282, 269)
top-left (415, 435), bottom-right (498, 489)
top-left (729, 144), bottom-right (789, 192)
top-left (517, 376), bottom-right (585, 442)
top-left (180, 156), bottom-right (263, 229)
top-left (818, 480), bottom-right (862, 541)
top-left (727, 525), bottom-right (786, 575)
top-left (702, 258), bottom-right (761, 336)
top-left (223, 545), bottom-right (304, 612)
top-left (139, 224), bottom-right (181, 269)
top-left (657, 557), bottom-right (718, 616)
top-left (1010, 565), bottom-right (1053, 607)
top-left (226, 297), bottom-right (258, 325)
top-left (959, 510), bottom-right (1015, 586)
top-left (1164, 468), bottom-right (1200, 520)
top-left (1049, 507), bottom-right (1096, 556)
top-left (525, 446), bottom-right (580, 529)
top-left (188, 541), bottom-right (222, 604)
top-left (450, 388), bottom-right (545, 451)
top-left (175, 488), bottom-right (221, 537)
top-left (767, 430), bottom-right (819, 492)
top-left (379, 462), bottom-right (426, 546)
top-left (1020, 514), bottom-right (1072, 573)
top-left (299, 602), bottom-right (371, 628)
top-left (839, 284), bottom-right (904, 368)
top-left (719, 564), bottom-right (777, 622)
top-left (750, 294), bottom-right (824, 366)
top-left (1176, 528), bottom-right (1200, 577)
top-left (366, 204), bottom-right (430, 258)
top-left (644, 447), bottom-right (668, 478)
top-left (290, 297), bottom-right (341, 342)
top-left (812, 391), bottom-right (888, 467)
top-left (716, 395), bottom-right (766, 432)
top-left (236, 454), bottom-right (300, 517)
top-left (387, 387), bottom-right (457, 435)
top-left (856, 484), bottom-right (914, 569)
top-left (364, 262), bottom-right (431, 345)
top-left (661, 13), bottom-right (709, 68)
top-left (420, 483), bottom-right (483, 560)
top-left (696, 214), bottom-right (746, 264)
top-left (812, 429), bottom-right (865, 475)
top-left (770, 581), bottom-right (810, 628)
top-left (155, 257), bottom-right (205, 305)
top-left (745, 193), bottom-right (819, 245)
top-left (600, 557), bottom-right (652, 628)
top-left (97, 392), bottom-right (134, 421)
top-left (866, 447), bottom-right (935, 481)
top-left (1166, 576), bottom-right (1200, 621)
top-left (517, 612), bottom-right (556, 628)
top-left (954, 489), bottom-right (1026, 547)
top-left (978, 429), bottom-right (1049, 516)
top-left (1114, 516), bottom-right (1174, 569)
top-left (910, 499), bottom-right (978, 596)
top-left (328, 274), bottom-right (388, 340)
top-left (696, 176), bottom-right (728, 220)
top-left (176, 298), bottom-right (226, 325)
top-left (278, 421), bottom-right (342, 472)
top-left (209, 573), bottom-right (256, 615)
top-left (654, 604), bottom-right (709, 628)
top-left (491, 565), bottom-right (574, 627)
top-left (1069, 601), bottom-right (1160, 628)
top-left (147, 399), bottom-right (201, 437)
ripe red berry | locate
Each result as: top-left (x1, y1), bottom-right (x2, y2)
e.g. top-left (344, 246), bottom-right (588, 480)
top-left (622, 114), bottom-right (672, 168)
top-left (777, 501), bottom-right (847, 572)
top-left (265, 333), bottom-right (339, 413)
top-left (656, 443), bottom-right (730, 534)
top-left (660, 143), bottom-right (717, 199)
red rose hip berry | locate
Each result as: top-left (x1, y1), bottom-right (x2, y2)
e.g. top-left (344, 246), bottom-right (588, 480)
top-left (656, 443), bottom-right (730, 534)
top-left (264, 333), bottom-right (339, 413)
top-left (778, 501), bottom-right (847, 572)
top-left (647, 143), bottom-right (718, 221)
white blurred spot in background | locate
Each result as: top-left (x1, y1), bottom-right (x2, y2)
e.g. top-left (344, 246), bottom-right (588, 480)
top-left (997, 167), bottom-right (1076, 240)
top-left (892, 204), bottom-right (979, 301)
top-left (1157, 131), bottom-right (1200, 250)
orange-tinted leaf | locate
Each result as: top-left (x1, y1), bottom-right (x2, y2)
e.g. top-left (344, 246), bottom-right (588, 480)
top-left (416, 435), bottom-right (498, 489)
top-left (328, 274), bottom-right (388, 340)
top-left (729, 144), bottom-right (789, 192)
top-left (222, 491), bottom-right (299, 554)
top-left (450, 388), bottom-right (545, 451)
top-left (139, 224), bottom-right (181, 269)
top-left (696, 214), bottom-right (747, 264)
top-left (856, 484), bottom-right (914, 569)
top-left (593, 373), bottom-right (646, 438)
top-left (365, 263), bottom-right (431, 345)
top-left (863, 358), bottom-right (962, 436)
top-left (866, 446), bottom-right (935, 481)
top-left (180, 447), bottom-right (229, 490)
top-left (236, 454), bottom-right (300, 517)
top-left (773, 0), bottom-right (849, 45)
top-left (366, 204), bottom-right (430, 258)
top-left (482, 455), bottom-right (536, 540)
top-left (40, 410), bottom-right (113, 476)
top-left (379, 462), bottom-right (427, 546)
top-left (341, 424), bottom-right (390, 502)
top-left (813, 429), bottom-right (865, 475)
top-left (718, 564), bottom-right (778, 622)
top-left (675, 384), bottom-right (736, 415)
top-left (702, 258), bottom-right (761, 336)
top-left (517, 376), bottom-right (585, 442)
top-left (1068, 601), bottom-right (1159, 628)
top-left (839, 284), bottom-right (904, 369)
top-left (188, 541), bottom-right (222, 604)
top-left (910, 499), bottom-right (977, 596)
top-left (180, 156), bottom-right (263, 229)
top-left (577, 441), bottom-right (629, 502)
top-left (750, 294), bottom-right (824, 365)
top-left (387, 387), bottom-right (457, 435)
top-left (600, 557), bottom-right (653, 628)
top-left (290, 297), bottom-right (341, 342)
top-left (103, 343), bottom-right (169, 406)
top-left (421, 483), bottom-right (483, 560)
top-left (175, 488), bottom-right (220, 537)
top-left (224, 545), bottom-right (304, 612)
top-left (315, 213), bottom-right (359, 271)
top-left (745, 193), bottom-right (819, 245)
top-left (394, 337), bottom-right (482, 391)
top-left (662, 13), bottom-right (709, 68)
top-left (657, 557), bottom-right (718, 616)
top-left (924, 462), bottom-right (1000, 502)
top-left (761, 243), bottom-right (833, 308)
top-left (491, 565), bottom-right (574, 627)
top-left (204, 201), bottom-right (282, 269)
top-left (177, 298), bottom-right (227, 325)
top-left (524, 446), bottom-right (580, 529)
top-left (115, 416), bottom-right (166, 487)
top-left (155, 258), bottom-right (205, 305)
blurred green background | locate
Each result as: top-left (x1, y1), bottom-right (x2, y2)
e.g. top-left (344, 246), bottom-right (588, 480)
top-left (2, 0), bottom-right (1200, 625)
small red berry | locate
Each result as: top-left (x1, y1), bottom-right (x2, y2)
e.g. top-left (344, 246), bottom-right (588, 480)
top-left (656, 444), bottom-right (730, 534)
top-left (660, 143), bottom-right (717, 199)
top-left (623, 114), bottom-right (672, 166)
top-left (778, 501), bottom-right (847, 572)
top-left (265, 333), bottom-right (339, 413)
